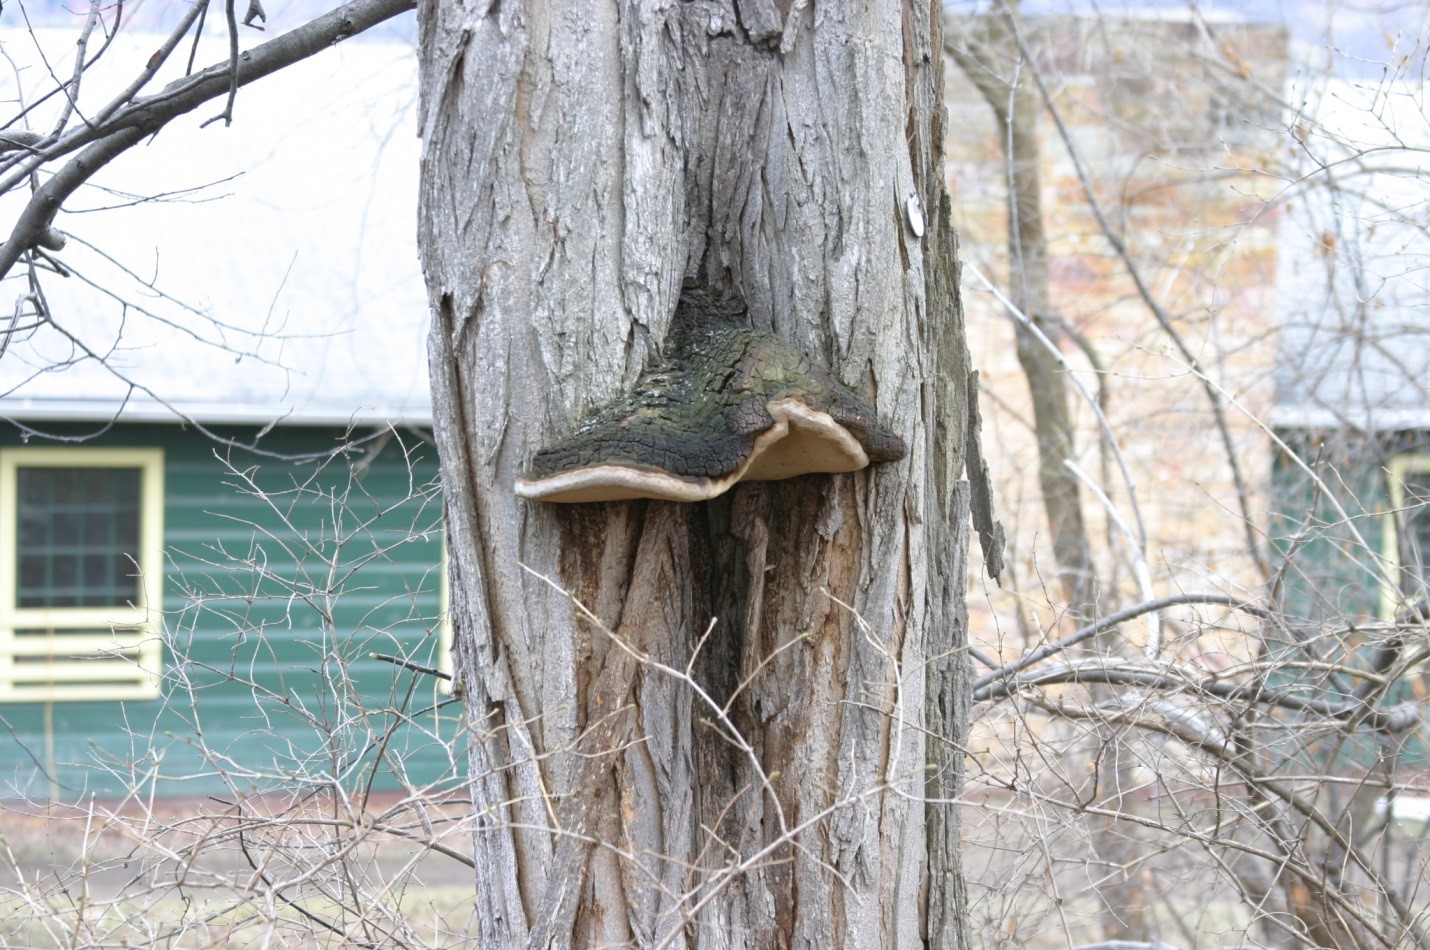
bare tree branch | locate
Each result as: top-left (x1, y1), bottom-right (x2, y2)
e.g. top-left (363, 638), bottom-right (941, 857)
top-left (0, 0), bottom-right (415, 281)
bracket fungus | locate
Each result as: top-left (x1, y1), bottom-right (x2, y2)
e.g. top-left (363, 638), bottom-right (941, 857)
top-left (515, 291), bottom-right (907, 503)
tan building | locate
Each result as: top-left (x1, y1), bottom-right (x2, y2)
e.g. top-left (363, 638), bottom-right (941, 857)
top-left (945, 14), bottom-right (1290, 660)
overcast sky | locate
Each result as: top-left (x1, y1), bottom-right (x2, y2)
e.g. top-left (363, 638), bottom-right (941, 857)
top-left (7, 1), bottom-right (1425, 77)
top-left (9, 1), bottom-right (418, 43)
top-left (948, 0), bottom-right (1429, 75)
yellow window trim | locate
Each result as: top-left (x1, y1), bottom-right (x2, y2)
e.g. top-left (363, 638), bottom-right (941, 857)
top-left (0, 447), bottom-right (164, 702)
top-left (1381, 453), bottom-right (1430, 621)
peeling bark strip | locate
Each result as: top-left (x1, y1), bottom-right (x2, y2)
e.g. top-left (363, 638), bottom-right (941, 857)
top-left (417, 1), bottom-right (972, 945)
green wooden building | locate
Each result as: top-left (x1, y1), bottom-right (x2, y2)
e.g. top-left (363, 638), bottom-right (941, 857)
top-left (0, 423), bottom-right (458, 800)
top-left (1270, 96), bottom-right (1430, 640)
top-left (1268, 93), bottom-right (1430, 775)
top-left (0, 34), bottom-right (460, 799)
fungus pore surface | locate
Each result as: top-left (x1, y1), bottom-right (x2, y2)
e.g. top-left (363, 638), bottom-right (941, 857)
top-left (515, 290), bottom-right (906, 503)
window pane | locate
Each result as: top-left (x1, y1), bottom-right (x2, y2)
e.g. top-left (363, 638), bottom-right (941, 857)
top-left (14, 467), bottom-right (143, 609)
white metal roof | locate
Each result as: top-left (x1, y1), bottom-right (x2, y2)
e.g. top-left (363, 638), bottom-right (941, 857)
top-left (1273, 76), bottom-right (1430, 432)
top-left (0, 27), bottom-right (430, 428)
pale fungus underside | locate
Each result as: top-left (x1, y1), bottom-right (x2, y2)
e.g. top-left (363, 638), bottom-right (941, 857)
top-left (515, 291), bottom-right (907, 503)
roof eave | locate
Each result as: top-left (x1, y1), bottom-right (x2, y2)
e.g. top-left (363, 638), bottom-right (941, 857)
top-left (1271, 404), bottom-right (1430, 433)
top-left (0, 399), bottom-right (433, 429)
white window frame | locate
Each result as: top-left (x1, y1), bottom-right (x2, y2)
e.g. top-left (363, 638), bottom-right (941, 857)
top-left (0, 447), bottom-right (164, 702)
top-left (1382, 453), bottom-right (1430, 620)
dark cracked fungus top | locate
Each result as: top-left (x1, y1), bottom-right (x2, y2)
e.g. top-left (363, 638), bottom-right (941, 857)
top-left (515, 291), bottom-right (907, 503)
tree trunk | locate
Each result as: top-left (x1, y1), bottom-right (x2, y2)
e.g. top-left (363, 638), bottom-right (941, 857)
top-left (416, 2), bottom-right (972, 945)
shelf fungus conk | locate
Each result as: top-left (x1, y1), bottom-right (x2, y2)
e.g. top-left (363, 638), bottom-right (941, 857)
top-left (515, 294), bottom-right (907, 503)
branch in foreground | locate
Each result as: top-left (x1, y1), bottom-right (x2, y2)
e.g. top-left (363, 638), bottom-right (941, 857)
top-left (977, 662), bottom-right (1423, 734)
top-left (1034, 693), bottom-right (1430, 948)
top-left (971, 592), bottom-right (1269, 692)
top-left (0, 0), bottom-right (417, 282)
top-left (369, 652), bottom-right (451, 682)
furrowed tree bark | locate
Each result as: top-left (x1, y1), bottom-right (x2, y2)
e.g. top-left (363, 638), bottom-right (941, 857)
top-left (417, 1), bottom-right (972, 945)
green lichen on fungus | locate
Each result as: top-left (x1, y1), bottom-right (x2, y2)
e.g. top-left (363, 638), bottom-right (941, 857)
top-left (515, 289), bottom-right (906, 503)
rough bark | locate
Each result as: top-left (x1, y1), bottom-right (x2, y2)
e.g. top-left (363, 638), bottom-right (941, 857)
top-left (417, 1), bottom-right (971, 945)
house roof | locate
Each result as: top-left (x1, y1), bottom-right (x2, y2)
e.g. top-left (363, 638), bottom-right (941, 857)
top-left (0, 27), bottom-right (430, 428)
top-left (1273, 77), bottom-right (1430, 432)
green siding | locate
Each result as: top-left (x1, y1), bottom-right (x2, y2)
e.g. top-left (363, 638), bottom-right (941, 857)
top-left (0, 423), bottom-right (462, 800)
top-left (1269, 428), bottom-right (1430, 772)
top-left (1268, 429), bottom-right (1393, 626)
top-left (1268, 429), bottom-right (1430, 624)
